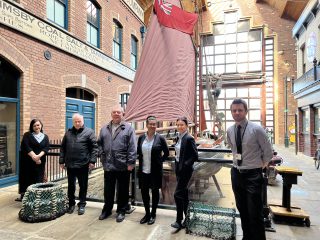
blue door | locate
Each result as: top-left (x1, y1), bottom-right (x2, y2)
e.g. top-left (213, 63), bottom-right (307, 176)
top-left (66, 98), bottom-right (95, 131)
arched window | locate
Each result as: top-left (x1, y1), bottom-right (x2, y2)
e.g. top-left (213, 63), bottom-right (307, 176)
top-left (113, 19), bottom-right (123, 61)
top-left (131, 35), bottom-right (138, 69)
top-left (66, 88), bottom-right (94, 101)
top-left (47, 0), bottom-right (68, 29)
top-left (86, 0), bottom-right (100, 47)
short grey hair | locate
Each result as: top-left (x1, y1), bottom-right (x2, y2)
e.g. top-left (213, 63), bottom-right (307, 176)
top-left (72, 113), bottom-right (84, 121)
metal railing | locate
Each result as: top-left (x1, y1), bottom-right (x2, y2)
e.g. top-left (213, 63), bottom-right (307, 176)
top-left (45, 140), bottom-right (233, 207)
top-left (45, 140), bottom-right (102, 182)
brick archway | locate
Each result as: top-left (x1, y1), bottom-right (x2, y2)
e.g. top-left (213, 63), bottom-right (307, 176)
top-left (0, 35), bottom-right (33, 134)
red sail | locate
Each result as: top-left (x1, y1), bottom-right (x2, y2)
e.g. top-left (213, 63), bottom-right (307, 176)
top-left (124, 0), bottom-right (196, 122)
top-left (154, 0), bottom-right (198, 35)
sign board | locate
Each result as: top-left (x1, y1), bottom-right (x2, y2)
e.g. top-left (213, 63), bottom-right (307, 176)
top-left (0, 0), bottom-right (135, 81)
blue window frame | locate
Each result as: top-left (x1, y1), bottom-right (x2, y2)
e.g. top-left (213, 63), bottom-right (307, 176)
top-left (113, 19), bottom-right (123, 61)
top-left (131, 35), bottom-right (138, 69)
top-left (46, 0), bottom-right (68, 29)
top-left (86, 1), bottom-right (100, 48)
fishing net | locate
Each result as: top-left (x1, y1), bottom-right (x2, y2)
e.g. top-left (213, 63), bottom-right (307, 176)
top-left (19, 182), bottom-right (67, 223)
top-left (186, 201), bottom-right (237, 240)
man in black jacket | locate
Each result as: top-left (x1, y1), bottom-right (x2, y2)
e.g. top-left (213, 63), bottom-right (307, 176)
top-left (59, 113), bottom-right (98, 215)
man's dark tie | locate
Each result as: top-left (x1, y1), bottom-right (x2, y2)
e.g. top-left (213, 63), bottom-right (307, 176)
top-left (236, 125), bottom-right (242, 166)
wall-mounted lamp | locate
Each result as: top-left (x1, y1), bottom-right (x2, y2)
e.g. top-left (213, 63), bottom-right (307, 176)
top-left (107, 76), bottom-right (112, 82)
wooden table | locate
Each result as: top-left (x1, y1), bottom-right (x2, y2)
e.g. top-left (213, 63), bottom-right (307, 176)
top-left (269, 166), bottom-right (310, 227)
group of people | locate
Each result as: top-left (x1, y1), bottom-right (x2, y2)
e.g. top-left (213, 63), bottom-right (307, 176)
top-left (18, 105), bottom-right (198, 229)
top-left (18, 98), bottom-right (272, 239)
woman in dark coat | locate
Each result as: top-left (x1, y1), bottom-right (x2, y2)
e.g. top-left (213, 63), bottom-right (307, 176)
top-left (17, 119), bottom-right (50, 201)
top-left (171, 116), bottom-right (198, 230)
top-left (137, 116), bottom-right (169, 225)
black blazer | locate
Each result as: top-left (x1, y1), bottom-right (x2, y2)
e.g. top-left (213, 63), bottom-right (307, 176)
top-left (174, 133), bottom-right (198, 175)
top-left (137, 133), bottom-right (169, 189)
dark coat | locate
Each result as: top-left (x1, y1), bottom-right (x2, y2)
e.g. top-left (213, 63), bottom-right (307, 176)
top-left (19, 132), bottom-right (50, 194)
top-left (137, 133), bottom-right (169, 189)
top-left (174, 133), bottom-right (198, 176)
top-left (59, 126), bottom-right (98, 168)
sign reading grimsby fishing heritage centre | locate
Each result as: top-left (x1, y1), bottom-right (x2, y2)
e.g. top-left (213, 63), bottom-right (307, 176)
top-left (0, 0), bottom-right (135, 81)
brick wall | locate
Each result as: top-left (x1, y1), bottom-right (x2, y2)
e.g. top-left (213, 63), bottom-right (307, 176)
top-left (0, 0), bottom-right (144, 139)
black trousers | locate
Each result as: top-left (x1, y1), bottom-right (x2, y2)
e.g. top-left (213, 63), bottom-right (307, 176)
top-left (67, 165), bottom-right (89, 207)
top-left (174, 169), bottom-right (193, 222)
top-left (231, 167), bottom-right (266, 240)
top-left (103, 171), bottom-right (130, 214)
top-left (140, 173), bottom-right (160, 217)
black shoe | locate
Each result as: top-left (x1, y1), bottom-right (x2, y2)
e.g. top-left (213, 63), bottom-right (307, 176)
top-left (140, 215), bottom-right (150, 224)
top-left (116, 212), bottom-right (125, 222)
top-left (99, 211), bottom-right (111, 220)
top-left (78, 206), bottom-right (85, 215)
top-left (67, 205), bottom-right (75, 214)
top-left (171, 221), bottom-right (183, 229)
top-left (148, 216), bottom-right (156, 225)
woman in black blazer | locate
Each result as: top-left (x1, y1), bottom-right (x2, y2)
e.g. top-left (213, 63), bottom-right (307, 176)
top-left (17, 119), bottom-right (50, 201)
top-left (137, 116), bottom-right (169, 225)
top-left (171, 116), bottom-right (198, 229)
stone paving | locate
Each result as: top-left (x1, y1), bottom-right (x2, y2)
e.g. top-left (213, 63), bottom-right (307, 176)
top-left (0, 144), bottom-right (319, 239)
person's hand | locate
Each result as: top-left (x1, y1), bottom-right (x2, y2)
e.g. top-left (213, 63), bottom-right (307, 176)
top-left (60, 164), bottom-right (65, 170)
top-left (89, 163), bottom-right (95, 170)
top-left (127, 165), bottom-right (134, 171)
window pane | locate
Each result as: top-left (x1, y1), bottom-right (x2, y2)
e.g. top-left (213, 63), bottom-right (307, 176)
top-left (55, 1), bottom-right (65, 27)
top-left (237, 63), bottom-right (248, 73)
top-left (215, 55), bottom-right (225, 64)
top-left (225, 44), bottom-right (237, 53)
top-left (237, 53), bottom-right (248, 62)
top-left (249, 110), bottom-right (260, 120)
top-left (249, 99), bottom-right (260, 108)
top-left (237, 20), bottom-right (250, 32)
top-left (213, 24), bottom-right (224, 35)
top-left (237, 32), bottom-right (248, 42)
top-left (90, 26), bottom-right (98, 47)
top-left (249, 52), bottom-right (261, 61)
top-left (86, 23), bottom-right (90, 42)
top-left (225, 34), bottom-right (236, 43)
top-left (237, 42), bottom-right (248, 52)
top-left (225, 23), bottom-right (237, 33)
top-left (226, 54), bottom-right (236, 63)
top-left (203, 56), bottom-right (213, 65)
top-left (249, 41), bottom-right (261, 51)
top-left (248, 30), bottom-right (261, 41)
top-left (225, 12), bottom-right (237, 23)
top-left (47, 0), bottom-right (54, 21)
top-left (203, 46), bottom-right (214, 55)
top-left (217, 100), bottom-right (225, 109)
top-left (248, 62), bottom-right (261, 71)
top-left (226, 89), bottom-right (236, 98)
top-left (226, 64), bottom-right (236, 73)
top-left (214, 35), bottom-right (225, 44)
top-left (215, 45), bottom-right (225, 54)
top-left (214, 65), bottom-right (225, 74)
top-left (249, 88), bottom-right (260, 97)
top-left (237, 88), bottom-right (248, 97)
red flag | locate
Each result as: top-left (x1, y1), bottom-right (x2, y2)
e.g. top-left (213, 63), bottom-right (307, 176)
top-left (154, 0), bottom-right (198, 35)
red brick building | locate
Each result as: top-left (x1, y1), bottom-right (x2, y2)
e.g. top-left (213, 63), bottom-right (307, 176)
top-left (0, 0), bottom-right (145, 186)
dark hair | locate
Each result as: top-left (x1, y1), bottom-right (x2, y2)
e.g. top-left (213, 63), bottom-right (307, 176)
top-left (230, 98), bottom-right (248, 112)
top-left (176, 116), bottom-right (188, 126)
top-left (29, 119), bottom-right (43, 133)
top-left (146, 115), bottom-right (157, 124)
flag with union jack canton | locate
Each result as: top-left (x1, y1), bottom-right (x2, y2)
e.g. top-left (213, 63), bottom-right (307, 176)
top-left (154, 0), bottom-right (198, 35)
